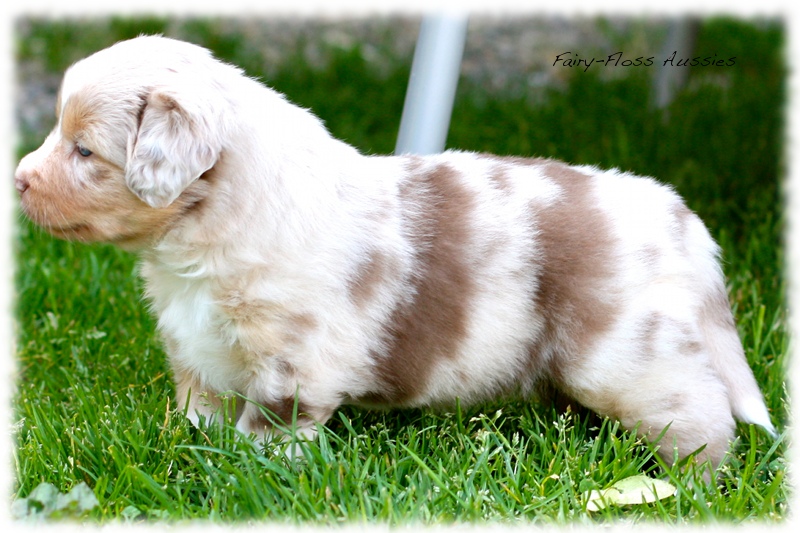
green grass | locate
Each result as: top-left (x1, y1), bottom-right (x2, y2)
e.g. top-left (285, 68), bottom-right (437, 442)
top-left (12, 16), bottom-right (788, 524)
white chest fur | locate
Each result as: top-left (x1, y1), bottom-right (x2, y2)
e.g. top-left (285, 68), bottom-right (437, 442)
top-left (140, 260), bottom-right (253, 394)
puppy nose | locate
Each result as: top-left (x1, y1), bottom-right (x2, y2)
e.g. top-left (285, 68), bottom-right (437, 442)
top-left (14, 170), bottom-right (31, 195)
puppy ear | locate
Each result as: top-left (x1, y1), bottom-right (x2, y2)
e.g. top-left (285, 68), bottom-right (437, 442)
top-left (126, 84), bottom-right (224, 208)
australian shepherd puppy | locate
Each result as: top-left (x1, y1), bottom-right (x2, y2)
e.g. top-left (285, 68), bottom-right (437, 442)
top-left (15, 36), bottom-right (775, 475)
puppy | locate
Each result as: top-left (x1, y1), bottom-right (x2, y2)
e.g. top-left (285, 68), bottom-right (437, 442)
top-left (15, 35), bottom-right (776, 473)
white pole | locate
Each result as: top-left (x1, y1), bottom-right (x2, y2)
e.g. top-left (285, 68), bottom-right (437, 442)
top-left (395, 13), bottom-right (468, 155)
top-left (654, 18), bottom-right (699, 109)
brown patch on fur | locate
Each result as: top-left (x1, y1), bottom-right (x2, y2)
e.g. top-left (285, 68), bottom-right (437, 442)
top-left (637, 313), bottom-right (662, 360)
top-left (152, 91), bottom-right (179, 113)
top-left (348, 250), bottom-right (391, 310)
top-left (247, 401), bottom-right (290, 433)
top-left (668, 201), bottom-right (695, 251)
top-left (700, 285), bottom-right (736, 329)
top-left (60, 91), bottom-right (99, 141)
top-left (635, 314), bottom-right (702, 360)
top-left (274, 358), bottom-right (298, 379)
top-left (679, 337), bottom-right (703, 355)
top-left (664, 393), bottom-right (685, 412)
top-left (638, 243), bottom-right (661, 269)
top-left (218, 296), bottom-right (283, 357)
top-left (216, 294), bottom-right (317, 357)
top-left (246, 394), bottom-right (333, 432)
top-left (522, 160), bottom-right (620, 385)
top-left (364, 160), bottom-right (478, 404)
top-left (673, 321), bottom-right (702, 355)
top-left (134, 92), bottom-right (149, 131)
top-left (262, 397), bottom-right (305, 426)
top-left (670, 201), bottom-right (693, 224)
top-left (289, 313), bottom-right (318, 336)
top-left (487, 164), bottom-right (514, 194)
top-left (175, 155), bottom-right (222, 217)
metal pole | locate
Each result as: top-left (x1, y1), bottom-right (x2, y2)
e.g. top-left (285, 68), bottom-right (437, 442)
top-left (653, 18), bottom-right (700, 109)
top-left (395, 13), bottom-right (468, 155)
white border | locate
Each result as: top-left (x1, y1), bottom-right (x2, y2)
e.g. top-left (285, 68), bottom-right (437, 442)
top-left (2, 0), bottom-right (797, 531)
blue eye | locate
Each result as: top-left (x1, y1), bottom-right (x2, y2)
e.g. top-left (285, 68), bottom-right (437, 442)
top-left (77, 145), bottom-right (92, 157)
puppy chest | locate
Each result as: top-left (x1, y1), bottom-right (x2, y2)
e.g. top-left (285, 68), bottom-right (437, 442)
top-left (164, 282), bottom-right (323, 383)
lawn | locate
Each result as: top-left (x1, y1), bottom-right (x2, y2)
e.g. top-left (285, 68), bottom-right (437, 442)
top-left (11, 16), bottom-right (789, 524)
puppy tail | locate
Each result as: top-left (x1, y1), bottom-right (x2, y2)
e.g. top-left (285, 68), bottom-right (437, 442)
top-left (683, 208), bottom-right (778, 439)
top-left (704, 287), bottom-right (777, 439)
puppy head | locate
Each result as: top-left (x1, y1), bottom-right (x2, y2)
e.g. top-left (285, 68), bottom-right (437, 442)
top-left (15, 36), bottom-right (231, 249)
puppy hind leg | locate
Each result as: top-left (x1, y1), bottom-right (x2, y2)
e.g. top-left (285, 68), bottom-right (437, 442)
top-left (647, 388), bottom-right (734, 471)
top-left (563, 354), bottom-right (736, 477)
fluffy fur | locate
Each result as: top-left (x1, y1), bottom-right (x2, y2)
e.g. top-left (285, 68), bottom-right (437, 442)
top-left (15, 36), bottom-right (775, 472)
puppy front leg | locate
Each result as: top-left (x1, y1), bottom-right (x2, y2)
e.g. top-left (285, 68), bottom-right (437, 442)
top-left (234, 381), bottom-right (335, 454)
top-left (173, 365), bottom-right (238, 429)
